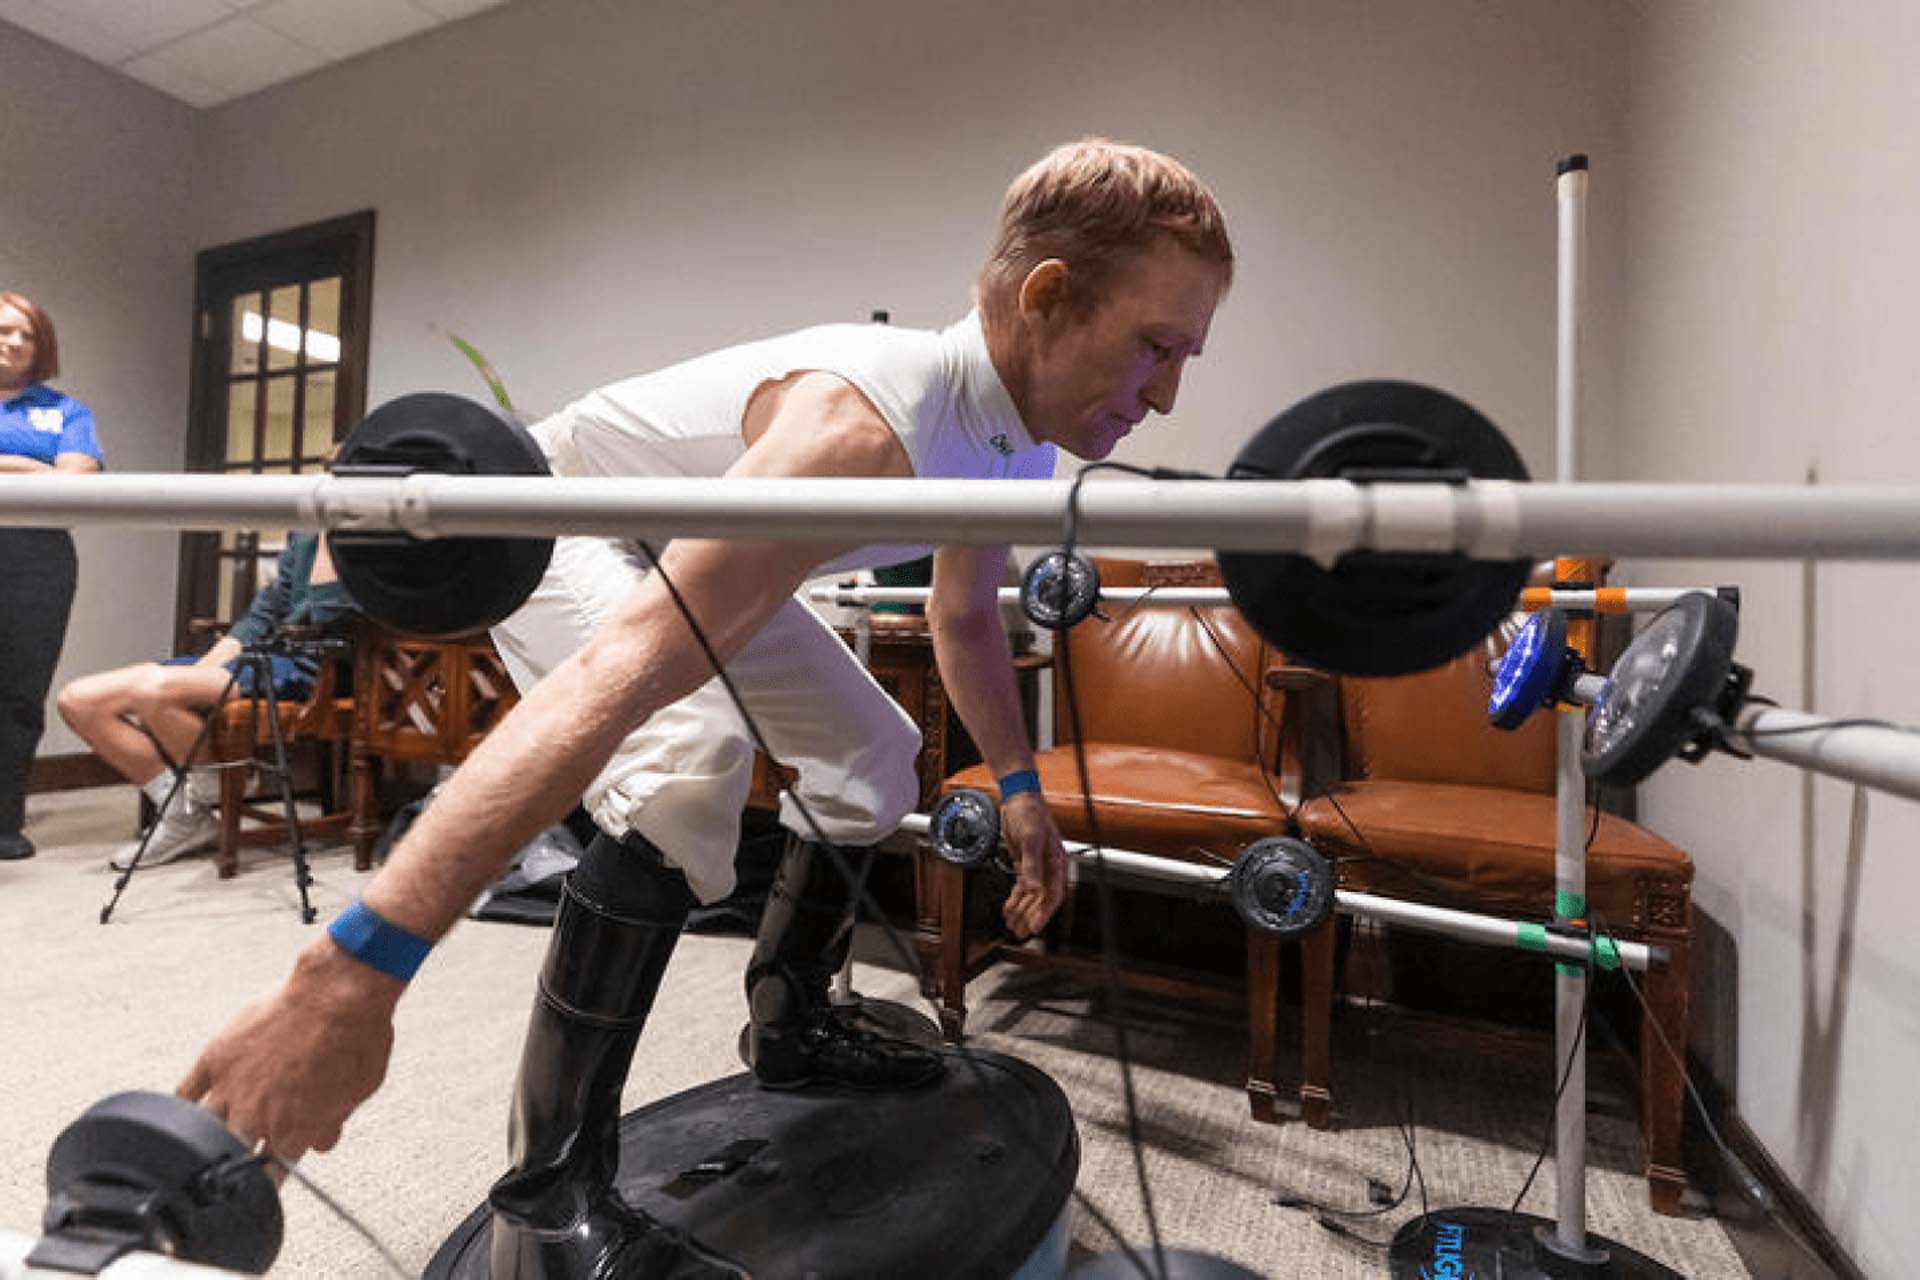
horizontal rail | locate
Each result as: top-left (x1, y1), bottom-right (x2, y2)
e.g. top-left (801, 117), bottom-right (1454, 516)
top-left (4, 473), bottom-right (1920, 560)
top-left (894, 813), bottom-right (1657, 971)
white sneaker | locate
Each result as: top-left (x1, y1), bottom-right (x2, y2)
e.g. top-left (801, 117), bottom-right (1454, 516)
top-left (110, 803), bottom-right (219, 871)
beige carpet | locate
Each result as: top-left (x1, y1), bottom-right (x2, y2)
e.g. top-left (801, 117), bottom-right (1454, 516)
top-left (0, 788), bottom-right (1750, 1278)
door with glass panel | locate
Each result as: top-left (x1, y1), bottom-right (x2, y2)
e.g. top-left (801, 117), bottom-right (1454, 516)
top-left (179, 212), bottom-right (374, 649)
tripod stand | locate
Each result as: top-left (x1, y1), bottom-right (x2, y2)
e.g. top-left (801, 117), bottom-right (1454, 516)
top-left (98, 632), bottom-right (349, 926)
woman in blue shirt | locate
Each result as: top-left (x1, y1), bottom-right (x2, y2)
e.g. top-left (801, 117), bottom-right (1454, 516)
top-left (0, 292), bottom-right (103, 861)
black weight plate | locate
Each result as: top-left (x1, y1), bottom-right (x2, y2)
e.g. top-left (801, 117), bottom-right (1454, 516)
top-left (329, 392), bottom-right (554, 637)
top-left (1219, 380), bottom-right (1530, 677)
top-left (1582, 592), bottom-right (1739, 787)
top-left (45, 1091), bottom-right (282, 1274)
top-left (1228, 837), bottom-right (1335, 940)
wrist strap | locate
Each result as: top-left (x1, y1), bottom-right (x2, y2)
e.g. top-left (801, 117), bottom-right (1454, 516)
top-left (327, 899), bottom-right (431, 982)
top-left (997, 768), bottom-right (1042, 803)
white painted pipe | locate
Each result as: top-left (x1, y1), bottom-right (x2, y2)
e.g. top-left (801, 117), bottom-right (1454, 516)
top-left (894, 814), bottom-right (1657, 971)
top-left (810, 586), bottom-right (1233, 608)
top-left (6, 473), bottom-right (1920, 561)
top-left (1728, 706), bottom-right (1920, 803)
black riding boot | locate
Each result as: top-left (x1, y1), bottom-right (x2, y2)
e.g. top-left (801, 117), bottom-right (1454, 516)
top-left (745, 834), bottom-right (943, 1091)
top-left (489, 832), bottom-right (746, 1280)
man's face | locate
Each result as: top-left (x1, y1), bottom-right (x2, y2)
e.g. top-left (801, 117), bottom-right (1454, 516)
top-left (1022, 240), bottom-right (1223, 460)
top-left (0, 305), bottom-right (37, 388)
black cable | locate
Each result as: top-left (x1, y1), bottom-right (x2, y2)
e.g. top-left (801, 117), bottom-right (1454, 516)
top-left (634, 536), bottom-right (1163, 1280)
top-left (1057, 467), bottom-right (1171, 1276)
top-left (1738, 716), bottom-right (1901, 737)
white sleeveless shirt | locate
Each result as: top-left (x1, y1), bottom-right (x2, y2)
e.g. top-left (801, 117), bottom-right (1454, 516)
top-left (531, 311), bottom-right (1055, 573)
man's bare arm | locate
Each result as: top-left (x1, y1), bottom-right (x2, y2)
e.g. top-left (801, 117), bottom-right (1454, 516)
top-left (178, 373), bottom-right (911, 1159)
top-left (928, 545), bottom-right (1067, 936)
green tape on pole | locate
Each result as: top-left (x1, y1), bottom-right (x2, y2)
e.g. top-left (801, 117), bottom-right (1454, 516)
top-left (1592, 935), bottom-right (1622, 971)
top-left (1555, 891), bottom-right (1586, 919)
top-left (1557, 963), bottom-right (1585, 979)
top-left (1517, 923), bottom-right (1548, 953)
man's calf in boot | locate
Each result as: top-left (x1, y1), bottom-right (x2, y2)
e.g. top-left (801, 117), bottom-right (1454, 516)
top-left (744, 834), bottom-right (943, 1091)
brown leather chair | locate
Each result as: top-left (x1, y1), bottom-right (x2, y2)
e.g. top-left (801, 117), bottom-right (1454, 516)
top-left (1278, 644), bottom-right (1695, 1215)
top-left (207, 629), bottom-right (360, 879)
top-left (935, 558), bottom-right (1309, 1114)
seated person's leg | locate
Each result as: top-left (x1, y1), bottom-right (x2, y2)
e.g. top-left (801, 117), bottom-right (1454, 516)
top-left (60, 659), bottom-right (232, 867)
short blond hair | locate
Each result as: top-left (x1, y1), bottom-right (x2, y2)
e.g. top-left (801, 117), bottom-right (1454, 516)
top-left (977, 139), bottom-right (1233, 331)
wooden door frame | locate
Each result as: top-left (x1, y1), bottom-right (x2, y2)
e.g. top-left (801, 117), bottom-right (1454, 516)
top-left (176, 211), bottom-right (375, 651)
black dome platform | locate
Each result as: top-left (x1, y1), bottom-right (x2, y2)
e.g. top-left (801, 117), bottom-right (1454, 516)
top-left (427, 1049), bottom-right (1078, 1279)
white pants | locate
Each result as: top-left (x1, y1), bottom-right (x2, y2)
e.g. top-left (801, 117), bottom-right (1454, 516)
top-left (491, 535), bottom-right (922, 903)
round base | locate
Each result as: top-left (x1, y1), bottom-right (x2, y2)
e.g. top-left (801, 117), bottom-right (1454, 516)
top-left (1389, 1208), bottom-right (1684, 1279)
top-left (427, 1049), bottom-right (1075, 1280)
top-left (1072, 1248), bottom-right (1265, 1278)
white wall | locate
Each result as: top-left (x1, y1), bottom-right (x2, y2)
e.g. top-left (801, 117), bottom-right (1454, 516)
top-left (1617, 3), bottom-right (1920, 1273)
top-left (190, 0), bottom-right (1626, 486)
top-left (0, 25), bottom-right (199, 754)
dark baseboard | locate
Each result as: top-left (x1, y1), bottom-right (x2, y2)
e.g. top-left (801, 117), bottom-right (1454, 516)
top-left (29, 753), bottom-right (121, 793)
top-left (1686, 1055), bottom-right (1864, 1280)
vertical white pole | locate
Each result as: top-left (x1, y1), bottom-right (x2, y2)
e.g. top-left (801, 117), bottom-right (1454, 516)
top-left (1548, 153), bottom-right (1603, 1261)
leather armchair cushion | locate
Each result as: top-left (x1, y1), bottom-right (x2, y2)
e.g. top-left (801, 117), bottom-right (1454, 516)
top-left (1296, 780), bottom-right (1692, 927)
top-left (944, 742), bottom-right (1289, 864)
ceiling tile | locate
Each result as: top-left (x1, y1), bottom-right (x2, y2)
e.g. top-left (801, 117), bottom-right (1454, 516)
top-left (42, 0), bottom-right (233, 53)
top-left (0, 0), bottom-right (138, 64)
top-left (250, 0), bottom-right (436, 61)
top-left (414, 0), bottom-right (510, 20)
top-left (148, 16), bottom-right (328, 102)
top-left (120, 46), bottom-right (229, 109)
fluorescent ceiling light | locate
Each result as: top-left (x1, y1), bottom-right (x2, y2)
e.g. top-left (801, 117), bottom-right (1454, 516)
top-left (242, 311), bottom-right (340, 363)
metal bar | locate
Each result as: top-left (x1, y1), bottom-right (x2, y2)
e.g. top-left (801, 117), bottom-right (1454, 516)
top-left (893, 814), bottom-right (1658, 971)
top-left (1729, 706), bottom-right (1920, 803)
top-left (6, 473), bottom-right (1920, 560)
top-left (1520, 586), bottom-right (1713, 613)
top-left (810, 585), bottom-right (1233, 608)
top-left (1553, 153), bottom-right (1592, 1252)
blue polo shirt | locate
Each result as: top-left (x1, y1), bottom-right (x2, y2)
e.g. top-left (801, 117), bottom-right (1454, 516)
top-left (0, 384), bottom-right (102, 465)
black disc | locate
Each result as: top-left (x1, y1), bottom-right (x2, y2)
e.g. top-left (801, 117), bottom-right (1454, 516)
top-left (426, 1051), bottom-right (1077, 1280)
top-left (1073, 1248), bottom-right (1266, 1277)
top-left (1022, 550), bottom-right (1102, 630)
top-left (1219, 380), bottom-right (1531, 677)
top-left (929, 788), bottom-right (1003, 868)
top-left (1228, 837), bottom-right (1335, 940)
top-left (329, 392), bottom-right (554, 637)
top-left (1389, 1207), bottom-right (1684, 1279)
top-left (1582, 592), bottom-right (1739, 787)
top-left (43, 1092), bottom-right (282, 1275)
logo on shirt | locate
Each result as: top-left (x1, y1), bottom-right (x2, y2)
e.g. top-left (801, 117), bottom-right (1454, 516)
top-left (27, 408), bottom-right (64, 435)
top-left (988, 432), bottom-right (1013, 457)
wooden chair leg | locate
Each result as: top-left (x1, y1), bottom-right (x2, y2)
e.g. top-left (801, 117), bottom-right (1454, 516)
top-left (349, 741), bottom-right (376, 872)
top-left (1641, 933), bottom-right (1691, 1216)
top-left (216, 757), bottom-right (244, 880)
top-left (935, 857), bottom-right (969, 1041)
top-left (1300, 917), bottom-right (1336, 1129)
top-left (1245, 931), bottom-right (1283, 1123)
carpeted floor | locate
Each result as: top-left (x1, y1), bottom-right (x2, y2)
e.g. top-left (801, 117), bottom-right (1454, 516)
top-left (0, 788), bottom-right (1750, 1278)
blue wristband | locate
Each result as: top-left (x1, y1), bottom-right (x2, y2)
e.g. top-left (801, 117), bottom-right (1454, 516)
top-left (327, 900), bottom-right (432, 982)
top-left (997, 769), bottom-right (1042, 803)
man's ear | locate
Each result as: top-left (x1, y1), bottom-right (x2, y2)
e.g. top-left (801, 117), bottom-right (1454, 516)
top-left (1017, 259), bottom-right (1072, 325)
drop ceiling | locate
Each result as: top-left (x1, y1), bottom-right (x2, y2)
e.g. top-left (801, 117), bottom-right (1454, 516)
top-left (0, 0), bottom-right (511, 109)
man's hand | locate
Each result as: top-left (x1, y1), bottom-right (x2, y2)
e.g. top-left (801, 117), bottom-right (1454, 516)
top-left (177, 940), bottom-right (402, 1163)
top-left (999, 791), bottom-right (1068, 938)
